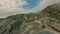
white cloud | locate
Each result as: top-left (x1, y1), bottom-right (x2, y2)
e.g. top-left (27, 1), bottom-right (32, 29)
top-left (0, 0), bottom-right (28, 12)
top-left (0, 0), bottom-right (28, 18)
top-left (16, 0), bottom-right (28, 7)
top-left (0, 0), bottom-right (60, 18)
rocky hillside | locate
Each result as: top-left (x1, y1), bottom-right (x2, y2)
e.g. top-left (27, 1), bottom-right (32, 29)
top-left (0, 3), bottom-right (60, 34)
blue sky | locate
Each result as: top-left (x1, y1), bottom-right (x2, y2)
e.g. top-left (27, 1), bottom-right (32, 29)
top-left (23, 0), bottom-right (41, 9)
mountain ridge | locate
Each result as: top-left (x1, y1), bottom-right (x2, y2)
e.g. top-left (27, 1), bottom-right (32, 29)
top-left (0, 3), bottom-right (60, 34)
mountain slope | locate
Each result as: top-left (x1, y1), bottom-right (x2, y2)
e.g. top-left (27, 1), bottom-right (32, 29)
top-left (0, 3), bottom-right (60, 34)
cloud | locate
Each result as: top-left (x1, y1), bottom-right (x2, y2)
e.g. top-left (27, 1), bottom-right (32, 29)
top-left (0, 0), bottom-right (29, 18)
top-left (29, 0), bottom-right (60, 13)
top-left (0, 0), bottom-right (28, 12)
top-left (0, 0), bottom-right (60, 18)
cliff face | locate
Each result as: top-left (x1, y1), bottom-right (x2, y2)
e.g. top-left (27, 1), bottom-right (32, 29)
top-left (0, 3), bottom-right (60, 34)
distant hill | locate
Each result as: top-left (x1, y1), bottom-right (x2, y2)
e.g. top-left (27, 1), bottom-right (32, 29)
top-left (0, 3), bottom-right (60, 34)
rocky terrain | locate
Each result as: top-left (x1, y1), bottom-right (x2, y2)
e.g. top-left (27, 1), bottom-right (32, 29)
top-left (0, 3), bottom-right (60, 34)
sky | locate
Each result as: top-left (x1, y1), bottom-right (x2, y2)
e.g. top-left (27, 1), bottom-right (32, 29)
top-left (0, 0), bottom-right (60, 18)
top-left (22, 0), bottom-right (41, 9)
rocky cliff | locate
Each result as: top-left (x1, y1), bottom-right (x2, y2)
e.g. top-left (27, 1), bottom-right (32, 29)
top-left (0, 3), bottom-right (60, 34)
